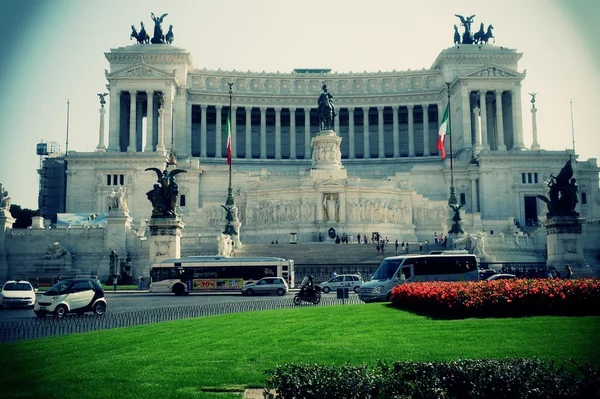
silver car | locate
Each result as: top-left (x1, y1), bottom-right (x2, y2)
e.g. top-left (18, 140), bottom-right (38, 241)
top-left (320, 274), bottom-right (364, 293)
top-left (241, 277), bottom-right (288, 296)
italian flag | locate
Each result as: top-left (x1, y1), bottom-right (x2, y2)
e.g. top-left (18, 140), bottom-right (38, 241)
top-left (226, 109), bottom-right (232, 166)
top-left (437, 104), bottom-right (449, 159)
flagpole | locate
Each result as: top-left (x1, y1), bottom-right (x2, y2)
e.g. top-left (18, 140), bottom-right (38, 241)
top-left (570, 99), bottom-right (576, 153)
top-left (446, 82), bottom-right (457, 206)
top-left (226, 83), bottom-right (234, 207)
top-left (223, 82), bottom-right (237, 239)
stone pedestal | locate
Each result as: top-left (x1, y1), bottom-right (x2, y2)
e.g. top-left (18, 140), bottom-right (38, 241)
top-left (105, 212), bottom-right (132, 278)
top-left (0, 212), bottom-right (15, 282)
top-left (310, 129), bottom-right (347, 180)
top-left (147, 218), bottom-right (185, 268)
top-left (543, 216), bottom-right (592, 277)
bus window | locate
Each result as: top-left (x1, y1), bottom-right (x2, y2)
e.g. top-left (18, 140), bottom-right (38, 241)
top-left (401, 266), bottom-right (411, 280)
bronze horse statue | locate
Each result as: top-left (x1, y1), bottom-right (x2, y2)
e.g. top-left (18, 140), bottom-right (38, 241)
top-left (453, 25), bottom-right (460, 45)
top-left (317, 85), bottom-right (336, 131)
top-left (474, 23), bottom-right (495, 44)
top-left (130, 22), bottom-right (150, 44)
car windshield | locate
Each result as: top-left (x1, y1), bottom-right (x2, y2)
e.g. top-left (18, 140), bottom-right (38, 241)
top-left (46, 281), bottom-right (73, 295)
top-left (3, 282), bottom-right (32, 291)
top-left (371, 259), bottom-right (403, 280)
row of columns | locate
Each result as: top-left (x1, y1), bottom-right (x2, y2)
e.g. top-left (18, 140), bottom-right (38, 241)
top-left (470, 89), bottom-right (525, 153)
top-left (194, 104), bottom-right (442, 160)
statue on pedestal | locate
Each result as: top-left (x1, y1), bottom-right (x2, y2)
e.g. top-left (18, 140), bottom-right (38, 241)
top-left (448, 203), bottom-right (464, 235)
top-left (455, 14), bottom-right (475, 44)
top-left (0, 183), bottom-right (10, 213)
top-left (537, 158), bottom-right (579, 217)
top-left (317, 84), bottom-right (336, 131)
top-left (108, 186), bottom-right (129, 214)
top-left (145, 168), bottom-right (187, 218)
top-left (150, 12), bottom-right (168, 44)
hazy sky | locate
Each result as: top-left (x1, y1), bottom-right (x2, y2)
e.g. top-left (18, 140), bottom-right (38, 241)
top-left (1, 0), bottom-right (599, 209)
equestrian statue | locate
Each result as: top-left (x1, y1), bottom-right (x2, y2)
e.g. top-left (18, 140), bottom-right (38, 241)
top-left (317, 84), bottom-right (336, 131)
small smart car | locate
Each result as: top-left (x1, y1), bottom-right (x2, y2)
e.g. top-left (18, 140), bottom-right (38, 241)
top-left (34, 278), bottom-right (107, 318)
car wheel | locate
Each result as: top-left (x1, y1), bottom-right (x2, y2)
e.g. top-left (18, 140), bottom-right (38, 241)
top-left (276, 288), bottom-right (285, 296)
top-left (293, 294), bottom-right (302, 305)
top-left (93, 301), bottom-right (106, 315)
top-left (312, 292), bottom-right (321, 305)
top-left (54, 305), bottom-right (68, 318)
top-left (323, 286), bottom-right (331, 294)
top-left (353, 286), bottom-right (360, 293)
top-left (246, 288), bottom-right (254, 296)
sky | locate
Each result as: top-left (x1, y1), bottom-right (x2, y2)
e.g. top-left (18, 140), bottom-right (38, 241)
top-left (0, 0), bottom-right (599, 210)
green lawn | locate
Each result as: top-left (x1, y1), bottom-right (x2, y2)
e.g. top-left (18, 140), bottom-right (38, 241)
top-left (1, 304), bottom-right (599, 399)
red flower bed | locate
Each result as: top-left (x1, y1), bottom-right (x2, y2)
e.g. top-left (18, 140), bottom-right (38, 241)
top-left (390, 278), bottom-right (600, 319)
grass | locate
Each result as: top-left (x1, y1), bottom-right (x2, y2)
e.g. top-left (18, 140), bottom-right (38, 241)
top-left (1, 304), bottom-right (599, 399)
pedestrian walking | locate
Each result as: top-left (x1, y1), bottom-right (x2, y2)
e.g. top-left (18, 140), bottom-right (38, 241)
top-left (376, 244), bottom-right (380, 254)
top-left (381, 241), bottom-right (385, 254)
top-left (137, 275), bottom-right (144, 290)
top-left (112, 276), bottom-right (118, 292)
top-left (419, 241), bottom-right (423, 252)
top-left (565, 264), bottom-right (573, 279)
top-left (405, 243), bottom-right (409, 253)
top-left (331, 271), bottom-right (337, 279)
top-left (395, 239), bottom-right (399, 252)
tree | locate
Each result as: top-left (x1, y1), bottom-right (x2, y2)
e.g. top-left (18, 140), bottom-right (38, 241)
top-left (9, 204), bottom-right (38, 228)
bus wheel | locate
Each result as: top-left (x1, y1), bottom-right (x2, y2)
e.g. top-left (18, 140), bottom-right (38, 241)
top-left (173, 284), bottom-right (185, 296)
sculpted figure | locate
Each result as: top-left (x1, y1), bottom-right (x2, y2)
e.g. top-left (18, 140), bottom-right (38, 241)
top-left (150, 12), bottom-right (168, 44)
top-left (43, 242), bottom-right (71, 260)
top-left (0, 183), bottom-right (11, 211)
top-left (317, 84), bottom-right (336, 130)
top-left (537, 158), bottom-right (579, 217)
top-left (145, 168), bottom-right (187, 218)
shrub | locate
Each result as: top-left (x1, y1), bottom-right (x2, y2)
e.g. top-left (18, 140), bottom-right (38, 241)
top-left (390, 279), bottom-right (600, 319)
top-left (264, 359), bottom-right (600, 399)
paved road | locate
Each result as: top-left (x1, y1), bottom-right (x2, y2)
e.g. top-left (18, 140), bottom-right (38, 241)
top-left (1, 290), bottom-right (348, 321)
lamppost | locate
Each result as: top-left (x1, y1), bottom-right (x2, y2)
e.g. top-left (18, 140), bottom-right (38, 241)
top-left (223, 82), bottom-right (237, 237)
top-left (446, 82), bottom-right (457, 207)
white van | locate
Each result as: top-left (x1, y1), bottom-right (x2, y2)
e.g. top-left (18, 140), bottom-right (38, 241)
top-left (358, 254), bottom-right (479, 302)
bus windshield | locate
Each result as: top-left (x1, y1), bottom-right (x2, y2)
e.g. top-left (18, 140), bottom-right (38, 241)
top-left (371, 258), bottom-right (404, 280)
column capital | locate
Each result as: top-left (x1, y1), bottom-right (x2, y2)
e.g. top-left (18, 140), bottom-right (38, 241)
top-left (215, 105), bottom-right (223, 110)
top-left (303, 107), bottom-right (311, 113)
top-left (347, 107), bottom-right (355, 112)
top-left (274, 107), bottom-right (282, 113)
top-left (407, 104), bottom-right (414, 110)
top-left (495, 90), bottom-right (503, 96)
top-left (391, 105), bottom-right (399, 111)
top-left (245, 106), bottom-right (252, 113)
top-left (377, 106), bottom-right (384, 112)
top-left (231, 105), bottom-right (238, 111)
top-left (422, 104), bottom-right (429, 110)
top-left (362, 106), bottom-right (369, 112)
top-left (260, 107), bottom-right (267, 112)
top-left (289, 107), bottom-right (296, 112)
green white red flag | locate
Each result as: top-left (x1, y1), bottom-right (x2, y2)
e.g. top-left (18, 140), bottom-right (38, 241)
top-left (226, 109), bottom-right (232, 166)
top-left (437, 104), bottom-right (449, 159)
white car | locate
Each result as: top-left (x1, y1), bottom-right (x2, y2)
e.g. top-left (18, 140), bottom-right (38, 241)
top-left (0, 280), bottom-right (36, 308)
top-left (320, 274), bottom-right (364, 294)
top-left (486, 274), bottom-right (517, 281)
top-left (34, 278), bottom-right (107, 318)
top-left (241, 277), bottom-right (288, 296)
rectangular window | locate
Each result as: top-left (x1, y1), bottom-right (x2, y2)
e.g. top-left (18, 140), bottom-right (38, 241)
top-left (522, 173), bottom-right (526, 184)
top-left (113, 174), bottom-right (118, 185)
top-left (534, 173), bottom-right (538, 184)
top-left (107, 175), bottom-right (111, 185)
top-left (180, 194), bottom-right (186, 207)
top-left (119, 175), bottom-right (124, 185)
top-left (582, 192), bottom-right (587, 205)
top-left (527, 173), bottom-right (532, 184)
top-left (460, 193), bottom-right (466, 206)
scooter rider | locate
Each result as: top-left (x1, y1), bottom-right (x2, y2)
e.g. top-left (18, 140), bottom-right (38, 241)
top-left (300, 275), bottom-right (314, 298)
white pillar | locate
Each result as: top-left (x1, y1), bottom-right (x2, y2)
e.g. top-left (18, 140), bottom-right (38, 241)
top-left (145, 91), bottom-right (154, 152)
top-left (289, 107), bottom-right (296, 159)
top-left (473, 106), bottom-right (482, 154)
top-left (422, 104), bottom-right (430, 156)
top-left (495, 90), bottom-right (506, 151)
top-left (362, 107), bottom-right (370, 159)
top-left (245, 107), bottom-right (252, 158)
top-left (334, 109), bottom-right (340, 133)
top-left (128, 90), bottom-right (137, 152)
top-left (377, 106), bottom-right (384, 158)
top-left (164, 90), bottom-right (173, 151)
top-left (531, 105), bottom-right (540, 150)
top-left (260, 107), bottom-right (267, 159)
top-left (348, 107), bottom-right (355, 159)
top-left (96, 106), bottom-right (107, 152)
top-left (200, 105), bottom-right (207, 157)
top-left (184, 100), bottom-right (192, 156)
top-left (339, 192), bottom-right (346, 223)
top-left (470, 178), bottom-right (478, 212)
top-left (275, 107), bottom-right (281, 160)
top-left (480, 91), bottom-right (489, 151)
top-left (316, 192), bottom-right (324, 222)
top-left (156, 106), bottom-right (166, 154)
top-left (304, 107), bottom-right (311, 159)
top-left (408, 105), bottom-right (415, 157)
top-left (392, 105), bottom-right (399, 157)
top-left (512, 87), bottom-right (526, 149)
top-left (215, 105), bottom-right (223, 158)
top-left (462, 88), bottom-right (472, 148)
top-left (108, 88), bottom-right (120, 151)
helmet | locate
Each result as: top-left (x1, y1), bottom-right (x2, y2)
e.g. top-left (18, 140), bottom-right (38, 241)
top-left (309, 275), bottom-right (314, 280)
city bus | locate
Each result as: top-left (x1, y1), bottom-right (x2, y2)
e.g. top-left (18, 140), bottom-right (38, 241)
top-left (358, 254), bottom-right (479, 302)
top-left (149, 256), bottom-right (295, 295)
